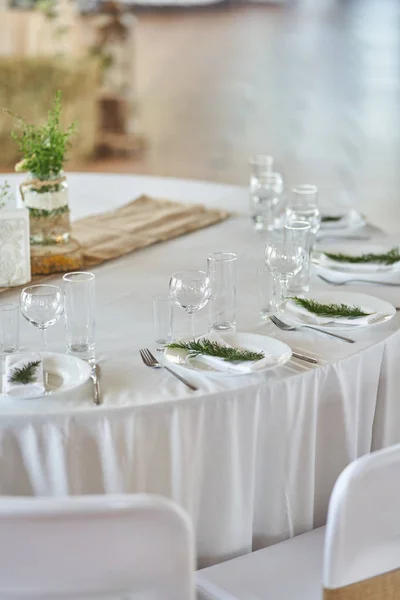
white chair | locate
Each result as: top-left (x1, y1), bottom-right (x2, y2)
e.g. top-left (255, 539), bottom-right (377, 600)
top-left (0, 493), bottom-right (195, 600)
top-left (196, 444), bottom-right (400, 599)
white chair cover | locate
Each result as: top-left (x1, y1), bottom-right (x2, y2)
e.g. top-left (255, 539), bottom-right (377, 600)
top-left (324, 443), bottom-right (400, 590)
top-left (0, 493), bottom-right (195, 600)
top-left (196, 444), bottom-right (400, 599)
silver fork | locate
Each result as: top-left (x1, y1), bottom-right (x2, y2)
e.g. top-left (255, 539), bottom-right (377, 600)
top-left (318, 274), bottom-right (400, 287)
top-left (270, 315), bottom-right (355, 344)
top-left (139, 348), bottom-right (198, 391)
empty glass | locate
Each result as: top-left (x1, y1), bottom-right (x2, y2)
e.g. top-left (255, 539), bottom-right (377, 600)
top-left (285, 184), bottom-right (321, 245)
top-left (265, 241), bottom-right (305, 305)
top-left (250, 171), bottom-right (284, 231)
top-left (249, 154), bottom-right (274, 179)
top-left (153, 294), bottom-right (174, 345)
top-left (169, 270), bottom-right (211, 338)
top-left (63, 272), bottom-right (95, 363)
top-left (0, 303), bottom-right (19, 353)
top-left (257, 266), bottom-right (276, 320)
top-left (207, 252), bottom-right (237, 332)
top-left (20, 285), bottom-right (64, 350)
top-left (283, 220), bottom-right (312, 294)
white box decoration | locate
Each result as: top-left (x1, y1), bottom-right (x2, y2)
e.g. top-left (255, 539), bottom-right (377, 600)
top-left (0, 208), bottom-right (31, 287)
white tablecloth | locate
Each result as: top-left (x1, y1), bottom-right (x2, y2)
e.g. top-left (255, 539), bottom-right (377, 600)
top-left (1, 173), bottom-right (399, 567)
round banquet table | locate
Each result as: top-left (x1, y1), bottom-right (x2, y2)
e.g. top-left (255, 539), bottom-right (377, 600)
top-left (1, 172), bottom-right (400, 567)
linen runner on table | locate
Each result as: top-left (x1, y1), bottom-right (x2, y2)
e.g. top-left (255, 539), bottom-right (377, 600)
top-left (74, 195), bottom-right (229, 266)
top-left (0, 195), bottom-right (230, 292)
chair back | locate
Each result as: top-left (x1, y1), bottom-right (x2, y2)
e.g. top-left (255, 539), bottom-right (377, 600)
top-left (323, 444), bottom-right (400, 599)
top-left (0, 493), bottom-right (194, 600)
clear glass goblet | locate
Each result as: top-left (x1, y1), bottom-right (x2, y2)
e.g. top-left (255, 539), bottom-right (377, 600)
top-left (20, 285), bottom-right (64, 351)
top-left (169, 270), bottom-right (211, 338)
top-left (265, 241), bottom-right (305, 306)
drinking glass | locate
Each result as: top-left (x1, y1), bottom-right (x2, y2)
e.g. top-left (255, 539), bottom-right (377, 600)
top-left (169, 270), bottom-right (211, 338)
top-left (249, 154), bottom-right (274, 179)
top-left (265, 241), bottom-right (305, 304)
top-left (250, 171), bottom-right (284, 231)
top-left (20, 285), bottom-right (64, 351)
top-left (63, 272), bottom-right (95, 363)
top-left (153, 294), bottom-right (174, 345)
top-left (257, 266), bottom-right (276, 319)
top-left (285, 184), bottom-right (321, 246)
top-left (283, 220), bottom-right (312, 294)
top-left (207, 252), bottom-right (237, 332)
top-left (0, 303), bottom-right (19, 353)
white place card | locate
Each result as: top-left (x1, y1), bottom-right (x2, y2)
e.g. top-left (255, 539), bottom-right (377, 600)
top-left (0, 208), bottom-right (31, 287)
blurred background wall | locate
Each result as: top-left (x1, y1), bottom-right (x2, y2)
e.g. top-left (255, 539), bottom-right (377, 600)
top-left (0, 0), bottom-right (399, 228)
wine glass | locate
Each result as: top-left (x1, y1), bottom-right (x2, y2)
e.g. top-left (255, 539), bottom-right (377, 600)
top-left (169, 270), bottom-right (211, 338)
top-left (20, 285), bottom-right (64, 351)
top-left (265, 241), bottom-right (305, 306)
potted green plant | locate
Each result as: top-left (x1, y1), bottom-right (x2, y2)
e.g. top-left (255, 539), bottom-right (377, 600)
top-left (10, 90), bottom-right (76, 245)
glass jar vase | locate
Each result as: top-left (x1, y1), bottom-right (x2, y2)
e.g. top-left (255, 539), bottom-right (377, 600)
top-left (20, 173), bottom-right (71, 245)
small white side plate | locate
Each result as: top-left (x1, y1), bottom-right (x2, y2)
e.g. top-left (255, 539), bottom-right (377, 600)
top-left (164, 333), bottom-right (292, 377)
top-left (281, 292), bottom-right (396, 331)
top-left (1, 352), bottom-right (92, 399)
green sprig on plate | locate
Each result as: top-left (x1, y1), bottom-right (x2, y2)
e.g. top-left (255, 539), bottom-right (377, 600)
top-left (321, 215), bottom-right (343, 223)
top-left (8, 360), bottom-right (41, 385)
top-left (324, 247), bottom-right (400, 265)
top-left (167, 340), bottom-right (265, 362)
top-left (292, 297), bottom-right (371, 318)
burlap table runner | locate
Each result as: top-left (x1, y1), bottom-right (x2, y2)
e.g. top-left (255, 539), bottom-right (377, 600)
top-left (324, 567), bottom-right (400, 600)
top-left (0, 195), bottom-right (230, 294)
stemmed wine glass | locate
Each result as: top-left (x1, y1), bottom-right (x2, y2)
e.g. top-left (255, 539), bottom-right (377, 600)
top-left (265, 241), bottom-right (305, 307)
top-left (169, 270), bottom-right (211, 338)
top-left (20, 285), bottom-right (64, 351)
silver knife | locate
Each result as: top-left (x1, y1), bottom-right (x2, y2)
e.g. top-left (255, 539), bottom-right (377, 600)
top-left (91, 364), bottom-right (102, 405)
top-left (292, 352), bottom-right (318, 364)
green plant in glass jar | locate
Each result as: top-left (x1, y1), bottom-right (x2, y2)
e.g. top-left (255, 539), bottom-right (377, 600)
top-left (10, 91), bottom-right (77, 245)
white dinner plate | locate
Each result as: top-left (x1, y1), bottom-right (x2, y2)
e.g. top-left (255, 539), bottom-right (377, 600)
top-left (281, 292), bottom-right (396, 331)
top-left (1, 352), bottom-right (92, 399)
top-left (312, 249), bottom-right (400, 274)
top-left (163, 333), bottom-right (292, 376)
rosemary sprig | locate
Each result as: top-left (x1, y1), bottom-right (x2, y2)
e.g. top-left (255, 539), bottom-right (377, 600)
top-left (167, 340), bottom-right (265, 362)
top-left (292, 297), bottom-right (371, 318)
top-left (321, 215), bottom-right (343, 223)
top-left (8, 360), bottom-right (41, 385)
top-left (324, 247), bottom-right (400, 265)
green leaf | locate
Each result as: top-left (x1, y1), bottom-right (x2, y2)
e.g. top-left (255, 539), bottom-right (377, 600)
top-left (6, 91), bottom-right (77, 180)
top-left (292, 297), bottom-right (371, 318)
top-left (321, 215), bottom-right (343, 223)
top-left (324, 247), bottom-right (400, 265)
top-left (167, 340), bottom-right (265, 362)
top-left (8, 360), bottom-right (41, 385)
